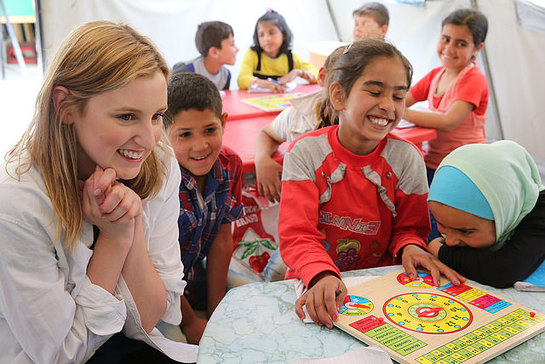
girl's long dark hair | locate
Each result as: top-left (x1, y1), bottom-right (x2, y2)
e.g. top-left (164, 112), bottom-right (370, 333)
top-left (251, 9), bottom-right (293, 57)
top-left (442, 8), bottom-right (488, 46)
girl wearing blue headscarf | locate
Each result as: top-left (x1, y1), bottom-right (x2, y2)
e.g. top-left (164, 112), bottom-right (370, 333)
top-left (426, 140), bottom-right (545, 288)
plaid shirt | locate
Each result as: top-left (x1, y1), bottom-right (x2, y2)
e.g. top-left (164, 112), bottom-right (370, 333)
top-left (178, 146), bottom-right (244, 291)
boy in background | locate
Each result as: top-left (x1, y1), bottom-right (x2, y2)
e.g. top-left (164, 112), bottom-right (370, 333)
top-left (352, 2), bottom-right (389, 41)
top-left (172, 21), bottom-right (238, 90)
top-left (165, 73), bottom-right (245, 344)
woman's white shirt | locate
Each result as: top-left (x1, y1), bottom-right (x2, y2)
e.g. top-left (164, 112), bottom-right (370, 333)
top-left (0, 148), bottom-right (198, 363)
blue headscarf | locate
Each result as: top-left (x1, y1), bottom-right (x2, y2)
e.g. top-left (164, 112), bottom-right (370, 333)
top-left (428, 140), bottom-right (544, 251)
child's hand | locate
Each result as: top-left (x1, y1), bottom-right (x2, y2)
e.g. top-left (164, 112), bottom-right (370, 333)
top-left (279, 69), bottom-right (315, 85)
top-left (427, 237), bottom-right (445, 257)
top-left (299, 69), bottom-right (316, 83)
top-left (181, 315), bottom-right (208, 345)
top-left (402, 244), bottom-right (465, 287)
top-left (278, 69), bottom-right (300, 85)
top-left (255, 155), bottom-right (283, 202)
top-left (252, 78), bottom-right (286, 93)
top-left (295, 272), bottom-right (346, 329)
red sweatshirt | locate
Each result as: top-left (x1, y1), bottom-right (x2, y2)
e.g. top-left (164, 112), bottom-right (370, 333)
top-left (279, 126), bottom-right (430, 287)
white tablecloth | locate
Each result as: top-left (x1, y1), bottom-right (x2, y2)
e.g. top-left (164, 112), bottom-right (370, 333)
top-left (198, 266), bottom-right (545, 363)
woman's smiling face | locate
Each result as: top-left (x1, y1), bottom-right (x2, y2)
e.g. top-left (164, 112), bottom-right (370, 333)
top-left (71, 70), bottom-right (167, 180)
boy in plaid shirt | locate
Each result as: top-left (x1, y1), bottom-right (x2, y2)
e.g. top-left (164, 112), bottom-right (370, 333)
top-left (165, 73), bottom-right (244, 344)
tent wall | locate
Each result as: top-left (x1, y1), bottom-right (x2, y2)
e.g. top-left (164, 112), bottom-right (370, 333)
top-left (39, 0), bottom-right (336, 87)
top-left (328, 0), bottom-right (504, 147)
top-left (328, 0), bottom-right (469, 82)
top-left (39, 0), bottom-right (545, 159)
top-left (477, 0), bottom-right (545, 159)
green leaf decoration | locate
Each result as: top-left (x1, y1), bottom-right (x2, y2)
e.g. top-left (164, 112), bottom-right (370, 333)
top-left (260, 239), bottom-right (277, 250)
top-left (241, 245), bottom-right (258, 260)
top-left (236, 240), bottom-right (256, 247)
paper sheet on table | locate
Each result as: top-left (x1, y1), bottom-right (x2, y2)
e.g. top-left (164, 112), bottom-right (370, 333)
top-left (248, 81), bottom-right (296, 93)
top-left (514, 258), bottom-right (545, 291)
top-left (293, 276), bottom-right (377, 324)
top-left (289, 345), bottom-right (392, 363)
top-left (396, 119), bottom-right (415, 128)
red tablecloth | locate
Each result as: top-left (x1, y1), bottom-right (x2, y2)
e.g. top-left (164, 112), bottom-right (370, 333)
top-left (222, 116), bottom-right (437, 173)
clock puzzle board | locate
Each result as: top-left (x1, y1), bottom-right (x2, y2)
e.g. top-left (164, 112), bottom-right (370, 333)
top-left (241, 93), bottom-right (305, 112)
top-left (334, 268), bottom-right (545, 364)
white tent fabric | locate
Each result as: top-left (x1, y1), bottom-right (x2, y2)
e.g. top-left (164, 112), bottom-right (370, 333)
top-left (39, 0), bottom-right (336, 83)
top-left (39, 0), bottom-right (545, 159)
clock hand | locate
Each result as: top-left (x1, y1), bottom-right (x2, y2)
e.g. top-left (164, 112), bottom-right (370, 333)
top-left (418, 307), bottom-right (444, 317)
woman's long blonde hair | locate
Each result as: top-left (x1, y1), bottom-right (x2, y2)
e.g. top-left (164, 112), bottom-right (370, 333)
top-left (6, 21), bottom-right (171, 250)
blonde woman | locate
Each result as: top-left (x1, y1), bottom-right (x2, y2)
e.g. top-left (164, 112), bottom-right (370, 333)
top-left (0, 21), bottom-right (197, 362)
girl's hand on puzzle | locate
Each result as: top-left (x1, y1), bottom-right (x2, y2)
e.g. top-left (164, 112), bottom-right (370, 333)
top-left (255, 155), bottom-right (283, 203)
top-left (427, 237), bottom-right (445, 258)
top-left (402, 244), bottom-right (465, 287)
top-left (295, 272), bottom-right (347, 329)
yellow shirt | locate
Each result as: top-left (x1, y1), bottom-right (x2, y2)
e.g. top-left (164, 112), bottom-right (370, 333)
top-left (237, 49), bottom-right (318, 89)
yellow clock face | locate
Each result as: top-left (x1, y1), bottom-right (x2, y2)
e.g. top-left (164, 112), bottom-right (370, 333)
top-left (384, 293), bottom-right (473, 334)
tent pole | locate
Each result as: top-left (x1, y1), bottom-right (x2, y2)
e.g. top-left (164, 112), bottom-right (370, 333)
top-left (0, 0), bottom-right (28, 76)
top-left (0, 17), bottom-right (4, 79)
top-left (34, 0), bottom-right (44, 72)
top-left (471, 0), bottom-right (505, 140)
top-left (326, 0), bottom-right (343, 41)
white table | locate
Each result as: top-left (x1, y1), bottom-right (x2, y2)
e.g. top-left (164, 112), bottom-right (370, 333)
top-left (198, 266), bottom-right (545, 363)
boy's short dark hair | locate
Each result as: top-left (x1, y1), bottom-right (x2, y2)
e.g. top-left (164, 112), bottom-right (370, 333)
top-left (195, 21), bottom-right (234, 57)
top-left (164, 72), bottom-right (223, 129)
top-left (353, 2), bottom-right (389, 27)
